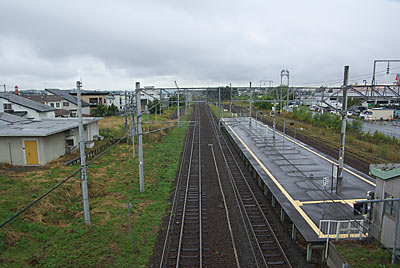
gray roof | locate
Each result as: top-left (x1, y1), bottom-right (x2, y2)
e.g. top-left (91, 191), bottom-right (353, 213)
top-left (0, 117), bottom-right (102, 137)
top-left (0, 92), bottom-right (56, 112)
top-left (0, 112), bottom-right (29, 123)
top-left (46, 89), bottom-right (90, 107)
top-left (24, 94), bottom-right (63, 103)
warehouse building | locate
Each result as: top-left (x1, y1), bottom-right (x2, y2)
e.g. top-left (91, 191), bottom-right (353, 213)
top-left (0, 115), bottom-right (101, 166)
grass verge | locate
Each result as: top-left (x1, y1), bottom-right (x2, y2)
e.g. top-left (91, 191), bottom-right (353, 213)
top-left (334, 240), bottom-right (398, 268)
top-left (0, 107), bottom-right (192, 268)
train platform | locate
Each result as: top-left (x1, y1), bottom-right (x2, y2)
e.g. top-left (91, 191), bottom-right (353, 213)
top-left (222, 117), bottom-right (375, 246)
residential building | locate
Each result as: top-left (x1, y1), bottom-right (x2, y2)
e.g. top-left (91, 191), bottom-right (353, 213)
top-left (0, 92), bottom-right (55, 120)
top-left (69, 90), bottom-right (109, 109)
top-left (107, 92), bottom-right (128, 110)
top-left (46, 89), bottom-right (90, 116)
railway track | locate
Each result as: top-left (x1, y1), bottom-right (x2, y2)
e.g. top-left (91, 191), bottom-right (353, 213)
top-left (205, 105), bottom-right (293, 268)
top-left (159, 104), bottom-right (209, 267)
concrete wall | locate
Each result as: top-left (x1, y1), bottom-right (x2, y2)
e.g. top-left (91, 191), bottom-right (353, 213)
top-left (0, 134), bottom-right (66, 166)
top-left (38, 132), bottom-right (66, 165)
top-left (38, 111), bottom-right (56, 119)
top-left (371, 178), bottom-right (400, 248)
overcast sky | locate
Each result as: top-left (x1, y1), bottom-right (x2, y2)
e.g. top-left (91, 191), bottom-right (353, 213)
top-left (1, 0), bottom-right (399, 90)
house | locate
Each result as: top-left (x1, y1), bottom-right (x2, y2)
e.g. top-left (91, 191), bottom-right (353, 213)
top-left (0, 92), bottom-right (55, 120)
top-left (0, 115), bottom-right (102, 166)
top-left (69, 90), bottom-right (109, 110)
top-left (23, 94), bottom-right (70, 117)
top-left (107, 92), bottom-right (128, 110)
top-left (369, 163), bottom-right (400, 250)
top-left (45, 89), bottom-right (90, 117)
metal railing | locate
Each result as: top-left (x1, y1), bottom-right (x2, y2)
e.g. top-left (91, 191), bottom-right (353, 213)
top-left (319, 219), bottom-right (368, 240)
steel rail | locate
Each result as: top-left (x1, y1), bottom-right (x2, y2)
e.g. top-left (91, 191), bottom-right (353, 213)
top-left (205, 104), bottom-right (260, 268)
top-left (206, 105), bottom-right (292, 268)
top-left (159, 107), bottom-right (197, 267)
top-left (171, 104), bottom-right (204, 267)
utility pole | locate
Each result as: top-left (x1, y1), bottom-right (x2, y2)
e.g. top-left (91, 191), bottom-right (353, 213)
top-left (174, 81), bottom-right (180, 128)
top-left (136, 82), bottom-right (144, 192)
top-left (77, 81), bottom-right (90, 225)
top-left (337, 66), bottom-right (349, 181)
top-left (249, 82), bottom-right (252, 127)
top-left (218, 87), bottom-right (221, 129)
top-left (2, 84), bottom-right (5, 93)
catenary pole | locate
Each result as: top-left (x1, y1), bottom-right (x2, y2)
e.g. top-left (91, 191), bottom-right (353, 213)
top-left (249, 82), bottom-right (252, 127)
top-left (131, 92), bottom-right (135, 158)
top-left (337, 66), bottom-right (349, 181)
top-left (218, 86), bottom-right (221, 129)
top-left (125, 90), bottom-right (129, 143)
top-left (136, 82), bottom-right (145, 192)
top-left (229, 83), bottom-right (232, 113)
top-left (77, 81), bottom-right (90, 225)
top-left (175, 81), bottom-right (180, 128)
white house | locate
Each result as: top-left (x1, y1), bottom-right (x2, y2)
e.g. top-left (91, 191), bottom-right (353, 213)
top-left (46, 89), bottom-right (91, 116)
top-left (107, 92), bottom-right (128, 110)
top-left (0, 92), bottom-right (55, 120)
top-left (0, 115), bottom-right (101, 166)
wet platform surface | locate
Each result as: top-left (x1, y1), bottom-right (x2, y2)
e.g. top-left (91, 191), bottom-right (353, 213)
top-left (222, 117), bottom-right (375, 243)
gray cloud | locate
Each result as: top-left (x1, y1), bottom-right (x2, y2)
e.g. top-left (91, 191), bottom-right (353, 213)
top-left (1, 0), bottom-right (399, 89)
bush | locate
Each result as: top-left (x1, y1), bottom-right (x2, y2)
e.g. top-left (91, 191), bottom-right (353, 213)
top-left (349, 118), bottom-right (363, 133)
top-left (90, 104), bottom-right (119, 117)
top-left (254, 95), bottom-right (274, 110)
top-left (147, 99), bottom-right (160, 114)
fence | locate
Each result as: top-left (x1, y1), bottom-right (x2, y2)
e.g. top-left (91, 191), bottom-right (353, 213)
top-left (319, 219), bottom-right (368, 240)
top-left (64, 138), bottom-right (120, 166)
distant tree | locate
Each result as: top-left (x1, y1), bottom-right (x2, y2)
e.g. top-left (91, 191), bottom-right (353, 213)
top-left (169, 95), bottom-right (185, 107)
top-left (91, 104), bottom-right (118, 117)
top-left (106, 103), bottom-right (118, 116)
top-left (147, 99), bottom-right (160, 114)
top-left (90, 104), bottom-right (107, 116)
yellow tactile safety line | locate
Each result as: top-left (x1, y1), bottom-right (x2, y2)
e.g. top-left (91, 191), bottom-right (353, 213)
top-left (223, 119), bottom-right (321, 235)
top-left (259, 121), bottom-right (375, 187)
top-left (223, 118), bottom-right (374, 237)
top-left (296, 198), bottom-right (366, 206)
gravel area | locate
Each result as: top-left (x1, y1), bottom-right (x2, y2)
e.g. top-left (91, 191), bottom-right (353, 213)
top-left (148, 103), bottom-right (326, 267)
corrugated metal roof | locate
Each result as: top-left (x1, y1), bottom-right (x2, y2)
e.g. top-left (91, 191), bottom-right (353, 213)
top-left (46, 89), bottom-right (90, 107)
top-left (0, 93), bottom-right (55, 112)
top-left (0, 117), bottom-right (102, 137)
top-left (0, 112), bottom-right (29, 123)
